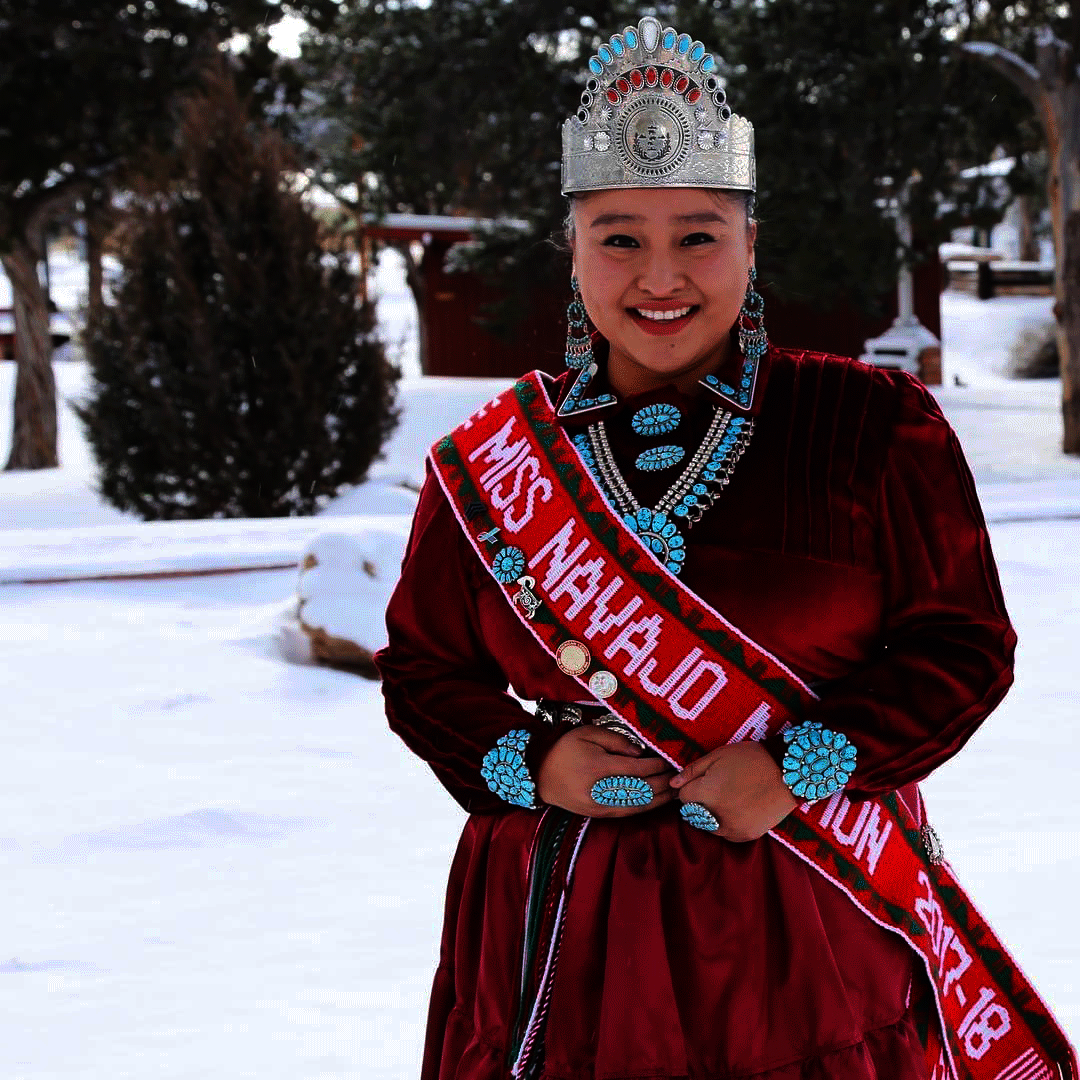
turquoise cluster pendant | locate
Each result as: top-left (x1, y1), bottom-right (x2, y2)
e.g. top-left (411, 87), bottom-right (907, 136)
top-left (631, 403), bottom-right (682, 436)
top-left (623, 507), bottom-right (686, 573)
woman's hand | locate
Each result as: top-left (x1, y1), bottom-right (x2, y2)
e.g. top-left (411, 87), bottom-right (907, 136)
top-left (669, 742), bottom-right (799, 842)
top-left (537, 726), bottom-right (677, 818)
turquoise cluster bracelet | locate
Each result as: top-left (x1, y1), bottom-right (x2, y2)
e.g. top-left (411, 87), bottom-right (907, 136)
top-left (781, 721), bottom-right (857, 802)
top-left (480, 729), bottom-right (539, 809)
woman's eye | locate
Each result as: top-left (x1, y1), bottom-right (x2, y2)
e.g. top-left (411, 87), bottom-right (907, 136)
top-left (601, 234), bottom-right (639, 248)
top-left (681, 232), bottom-right (716, 246)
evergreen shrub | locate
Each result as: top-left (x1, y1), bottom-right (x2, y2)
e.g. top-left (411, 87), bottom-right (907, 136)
top-left (78, 63), bottom-right (399, 519)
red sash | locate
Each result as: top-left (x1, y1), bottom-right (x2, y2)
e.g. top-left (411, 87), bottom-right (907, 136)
top-left (429, 370), bottom-right (1077, 1080)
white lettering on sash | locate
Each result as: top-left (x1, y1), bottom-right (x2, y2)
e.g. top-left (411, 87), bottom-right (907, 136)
top-left (550, 557), bottom-right (606, 618)
top-left (669, 660), bottom-right (729, 722)
top-left (469, 417), bottom-right (530, 491)
top-left (914, 870), bottom-right (975, 1009)
top-left (604, 614), bottom-right (663, 675)
top-left (817, 792), bottom-right (845, 829)
top-left (728, 702), bottom-right (772, 744)
top-left (829, 797), bottom-right (872, 846)
top-left (852, 803), bottom-right (893, 877)
top-left (491, 455), bottom-right (553, 533)
top-left (638, 648), bottom-right (703, 697)
top-left (529, 519), bottom-right (591, 592)
top-left (583, 576), bottom-right (643, 640)
top-left (490, 454), bottom-right (538, 509)
top-left (504, 476), bottom-right (553, 532)
top-left (959, 990), bottom-right (1010, 1060)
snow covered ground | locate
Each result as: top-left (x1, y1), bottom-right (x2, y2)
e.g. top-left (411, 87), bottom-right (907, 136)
top-left (1, 256), bottom-right (1079, 1077)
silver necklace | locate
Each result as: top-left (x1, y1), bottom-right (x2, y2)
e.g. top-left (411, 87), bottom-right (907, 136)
top-left (572, 407), bottom-right (754, 575)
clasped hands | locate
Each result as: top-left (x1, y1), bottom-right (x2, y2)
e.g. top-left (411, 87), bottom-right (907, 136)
top-left (536, 726), bottom-right (799, 842)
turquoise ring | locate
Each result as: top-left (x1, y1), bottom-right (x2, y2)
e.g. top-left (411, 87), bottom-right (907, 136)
top-left (590, 775), bottom-right (653, 807)
top-left (680, 802), bottom-right (720, 832)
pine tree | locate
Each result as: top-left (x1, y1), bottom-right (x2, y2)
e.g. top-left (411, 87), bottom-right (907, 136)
top-left (299, 0), bottom-right (1041, 328)
top-left (0, 0), bottom-right (339, 470)
top-left (77, 62), bottom-right (399, 519)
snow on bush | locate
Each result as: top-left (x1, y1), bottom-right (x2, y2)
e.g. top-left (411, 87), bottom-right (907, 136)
top-left (287, 523), bottom-right (411, 676)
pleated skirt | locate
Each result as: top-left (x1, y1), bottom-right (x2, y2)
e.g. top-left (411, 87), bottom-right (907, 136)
top-left (422, 803), bottom-right (929, 1080)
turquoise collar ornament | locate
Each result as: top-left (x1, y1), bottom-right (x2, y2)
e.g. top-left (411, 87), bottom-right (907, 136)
top-left (562, 16), bottom-right (755, 194)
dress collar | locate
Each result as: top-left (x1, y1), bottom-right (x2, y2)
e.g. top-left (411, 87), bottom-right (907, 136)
top-left (551, 332), bottom-right (772, 428)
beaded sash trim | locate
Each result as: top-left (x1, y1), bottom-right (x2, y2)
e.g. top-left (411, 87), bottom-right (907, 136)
top-left (429, 370), bottom-right (1077, 1080)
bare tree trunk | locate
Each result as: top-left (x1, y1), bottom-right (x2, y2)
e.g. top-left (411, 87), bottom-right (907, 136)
top-left (1016, 193), bottom-right (1040, 261)
top-left (965, 31), bottom-right (1080, 454)
top-left (397, 241), bottom-right (429, 375)
top-left (2, 231), bottom-right (58, 469)
top-left (1064, 210), bottom-right (1080, 448)
top-left (84, 189), bottom-right (108, 343)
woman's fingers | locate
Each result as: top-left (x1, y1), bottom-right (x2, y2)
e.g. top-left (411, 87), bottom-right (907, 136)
top-left (578, 727), bottom-right (646, 756)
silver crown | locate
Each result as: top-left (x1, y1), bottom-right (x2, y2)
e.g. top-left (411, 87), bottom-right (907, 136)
top-left (561, 16), bottom-right (755, 195)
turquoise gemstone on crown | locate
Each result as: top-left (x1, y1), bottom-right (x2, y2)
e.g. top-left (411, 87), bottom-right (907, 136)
top-left (625, 29), bottom-right (638, 48)
top-left (662, 29), bottom-right (676, 49)
top-left (677, 34), bottom-right (691, 54)
top-left (691, 42), bottom-right (705, 62)
top-left (589, 57), bottom-right (603, 74)
top-left (701, 55), bottom-right (716, 73)
top-left (598, 45), bottom-right (612, 64)
top-left (611, 35), bottom-right (624, 55)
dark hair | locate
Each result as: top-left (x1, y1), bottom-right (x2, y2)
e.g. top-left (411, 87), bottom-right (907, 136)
top-left (560, 189), bottom-right (756, 250)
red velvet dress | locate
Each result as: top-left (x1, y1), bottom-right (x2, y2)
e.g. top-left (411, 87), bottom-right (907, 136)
top-left (374, 342), bottom-right (1015, 1080)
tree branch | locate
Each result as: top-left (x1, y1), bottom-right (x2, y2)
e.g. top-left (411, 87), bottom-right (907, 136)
top-left (962, 41), bottom-right (1041, 107)
top-left (1033, 27), bottom-right (1077, 92)
top-left (4, 176), bottom-right (89, 245)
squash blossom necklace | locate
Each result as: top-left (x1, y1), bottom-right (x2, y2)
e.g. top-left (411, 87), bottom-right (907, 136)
top-left (572, 401), bottom-right (754, 576)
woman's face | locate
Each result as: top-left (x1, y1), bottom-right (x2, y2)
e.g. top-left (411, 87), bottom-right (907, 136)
top-left (571, 187), bottom-right (755, 395)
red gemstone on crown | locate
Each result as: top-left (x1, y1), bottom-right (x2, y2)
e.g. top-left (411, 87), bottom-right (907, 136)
top-left (606, 88), bottom-right (621, 104)
top-left (630, 70), bottom-right (644, 89)
top-left (674, 75), bottom-right (690, 93)
top-left (686, 87), bottom-right (702, 103)
top-left (660, 68), bottom-right (675, 88)
top-left (645, 66), bottom-right (658, 86)
top-left (616, 77), bottom-right (631, 95)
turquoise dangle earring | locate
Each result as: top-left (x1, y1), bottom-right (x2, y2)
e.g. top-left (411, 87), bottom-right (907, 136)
top-left (737, 266), bottom-right (768, 363)
top-left (564, 275), bottom-right (593, 370)
top-left (558, 274), bottom-right (616, 417)
top-left (699, 265), bottom-right (768, 411)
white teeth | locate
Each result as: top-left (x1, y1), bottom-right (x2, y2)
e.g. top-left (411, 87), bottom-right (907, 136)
top-left (636, 306), bottom-right (692, 321)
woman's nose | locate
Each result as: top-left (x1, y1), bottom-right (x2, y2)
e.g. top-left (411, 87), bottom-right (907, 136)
top-left (637, 252), bottom-right (684, 295)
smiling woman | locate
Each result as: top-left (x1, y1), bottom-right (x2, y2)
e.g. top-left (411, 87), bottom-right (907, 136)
top-left (374, 13), bottom-right (1075, 1080)
top-left (571, 187), bottom-right (755, 396)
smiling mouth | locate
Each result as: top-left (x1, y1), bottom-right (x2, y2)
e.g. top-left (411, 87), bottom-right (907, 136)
top-left (628, 305), bottom-right (699, 333)
top-left (633, 306), bottom-right (695, 321)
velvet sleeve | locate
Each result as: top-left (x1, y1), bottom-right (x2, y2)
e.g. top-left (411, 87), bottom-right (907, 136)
top-left (763, 372), bottom-right (1016, 801)
top-left (373, 467), bottom-right (569, 814)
